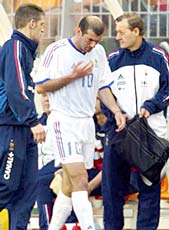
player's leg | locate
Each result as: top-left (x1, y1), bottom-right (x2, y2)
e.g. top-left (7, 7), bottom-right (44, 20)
top-left (63, 162), bottom-right (95, 230)
top-left (63, 117), bottom-right (95, 230)
top-left (49, 169), bottom-right (72, 230)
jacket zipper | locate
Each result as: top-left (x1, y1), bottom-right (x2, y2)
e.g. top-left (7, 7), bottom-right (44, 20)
top-left (134, 65), bottom-right (138, 114)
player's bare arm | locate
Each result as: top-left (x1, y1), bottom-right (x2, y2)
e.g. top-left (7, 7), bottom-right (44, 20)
top-left (98, 88), bottom-right (126, 132)
top-left (36, 60), bottom-right (93, 94)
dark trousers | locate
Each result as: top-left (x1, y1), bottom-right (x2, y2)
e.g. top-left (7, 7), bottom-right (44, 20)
top-left (102, 128), bottom-right (161, 230)
top-left (0, 125), bottom-right (38, 230)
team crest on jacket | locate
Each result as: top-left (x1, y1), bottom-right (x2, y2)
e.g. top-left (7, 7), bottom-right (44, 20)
top-left (117, 74), bottom-right (126, 90)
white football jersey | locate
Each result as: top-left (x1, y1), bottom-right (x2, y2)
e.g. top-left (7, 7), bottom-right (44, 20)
top-left (35, 38), bottom-right (111, 117)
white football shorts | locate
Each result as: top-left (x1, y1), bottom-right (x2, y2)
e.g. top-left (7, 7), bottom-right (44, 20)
top-left (45, 111), bottom-right (96, 169)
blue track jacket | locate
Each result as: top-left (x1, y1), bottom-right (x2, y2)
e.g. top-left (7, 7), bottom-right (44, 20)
top-left (0, 30), bottom-right (40, 127)
top-left (102, 39), bottom-right (169, 138)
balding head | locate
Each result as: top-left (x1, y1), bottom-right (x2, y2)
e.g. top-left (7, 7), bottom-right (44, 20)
top-left (78, 16), bottom-right (104, 36)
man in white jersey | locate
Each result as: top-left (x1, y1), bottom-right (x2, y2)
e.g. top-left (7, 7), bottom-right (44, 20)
top-left (35, 15), bottom-right (125, 230)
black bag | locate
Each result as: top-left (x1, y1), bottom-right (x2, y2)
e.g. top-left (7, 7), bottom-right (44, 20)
top-left (111, 115), bottom-right (169, 184)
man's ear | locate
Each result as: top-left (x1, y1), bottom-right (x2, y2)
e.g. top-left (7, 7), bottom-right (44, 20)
top-left (134, 27), bottom-right (140, 36)
top-left (75, 27), bottom-right (82, 36)
top-left (29, 19), bottom-right (36, 28)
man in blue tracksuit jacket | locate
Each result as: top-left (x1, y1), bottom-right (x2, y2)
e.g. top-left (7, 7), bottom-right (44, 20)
top-left (102, 13), bottom-right (169, 230)
top-left (0, 4), bottom-right (46, 230)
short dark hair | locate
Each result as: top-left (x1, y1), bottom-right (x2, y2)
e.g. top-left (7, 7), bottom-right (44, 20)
top-left (116, 13), bottom-right (144, 36)
top-left (79, 16), bottom-right (104, 36)
top-left (15, 3), bottom-right (45, 29)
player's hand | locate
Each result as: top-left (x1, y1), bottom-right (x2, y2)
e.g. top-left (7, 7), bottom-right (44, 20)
top-left (114, 111), bottom-right (126, 132)
top-left (72, 60), bottom-right (94, 79)
top-left (31, 123), bottom-right (46, 143)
